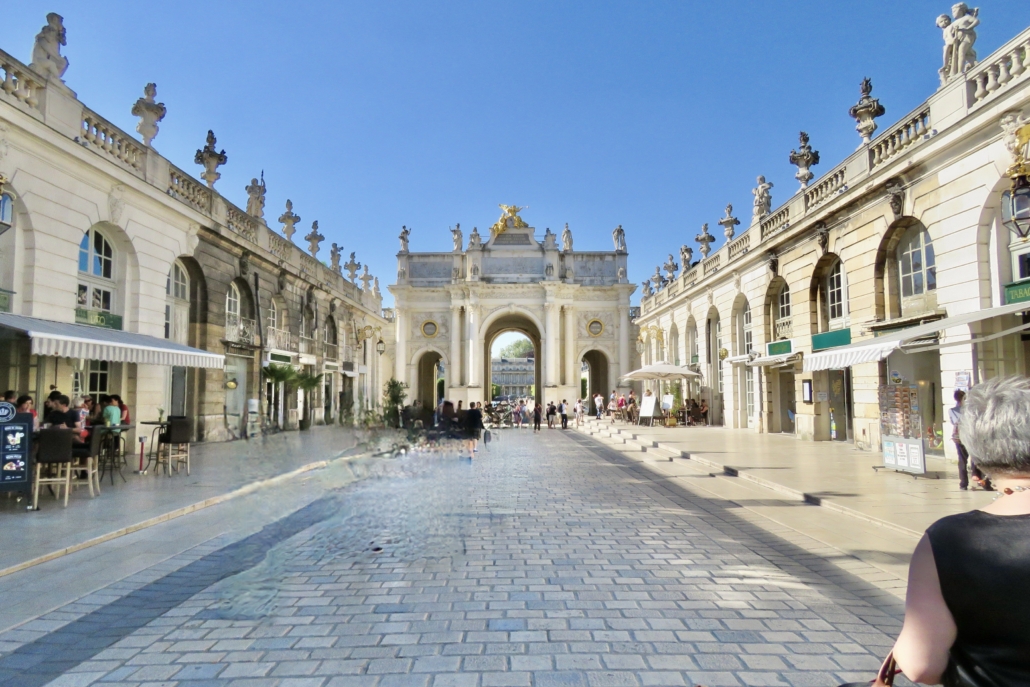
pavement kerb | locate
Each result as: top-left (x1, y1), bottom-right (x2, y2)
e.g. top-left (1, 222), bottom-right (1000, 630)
top-left (574, 421), bottom-right (923, 539)
top-left (0, 449), bottom-right (376, 579)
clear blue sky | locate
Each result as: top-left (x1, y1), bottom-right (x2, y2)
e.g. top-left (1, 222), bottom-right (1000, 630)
top-left (8, 2), bottom-right (1030, 304)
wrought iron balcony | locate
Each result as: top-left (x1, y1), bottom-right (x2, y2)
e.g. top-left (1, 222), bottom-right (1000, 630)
top-left (266, 326), bottom-right (294, 352)
top-left (224, 314), bottom-right (257, 345)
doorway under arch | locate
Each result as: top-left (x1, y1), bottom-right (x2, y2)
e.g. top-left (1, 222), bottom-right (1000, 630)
top-left (581, 349), bottom-right (610, 400)
top-left (415, 349), bottom-right (444, 408)
top-left (483, 313), bottom-right (542, 402)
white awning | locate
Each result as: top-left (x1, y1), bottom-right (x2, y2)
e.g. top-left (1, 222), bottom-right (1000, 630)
top-left (0, 313), bottom-right (224, 369)
top-left (621, 362), bottom-right (700, 380)
top-left (747, 352), bottom-right (802, 367)
top-left (803, 302), bottom-right (1030, 372)
top-left (725, 353), bottom-right (754, 365)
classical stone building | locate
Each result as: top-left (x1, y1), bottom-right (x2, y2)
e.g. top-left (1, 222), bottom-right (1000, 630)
top-left (491, 356), bottom-right (534, 399)
top-left (0, 15), bottom-right (387, 441)
top-left (389, 208), bottom-right (636, 407)
top-left (634, 13), bottom-right (1030, 464)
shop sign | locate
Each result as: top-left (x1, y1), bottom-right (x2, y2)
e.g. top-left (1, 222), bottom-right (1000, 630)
top-left (0, 289), bottom-right (12, 313)
top-left (1004, 279), bottom-right (1030, 305)
top-left (269, 353), bottom-right (291, 364)
top-left (75, 308), bottom-right (123, 330)
top-left (954, 370), bottom-right (971, 392)
top-left (767, 339), bottom-right (792, 356)
top-left (882, 435), bottom-right (926, 475)
top-left (811, 328), bottom-right (851, 351)
top-left (1, 410), bottom-right (33, 493)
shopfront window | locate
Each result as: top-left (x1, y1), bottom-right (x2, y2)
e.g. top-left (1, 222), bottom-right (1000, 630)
top-left (88, 360), bottom-right (109, 399)
top-left (77, 228), bottom-right (115, 312)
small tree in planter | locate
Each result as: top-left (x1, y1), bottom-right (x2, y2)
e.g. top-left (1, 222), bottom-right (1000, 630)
top-left (295, 371), bottom-right (324, 430)
top-left (382, 378), bottom-right (407, 428)
top-left (262, 363), bottom-right (297, 429)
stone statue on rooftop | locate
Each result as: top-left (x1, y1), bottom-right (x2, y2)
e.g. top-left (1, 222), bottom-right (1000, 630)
top-left (695, 223), bottom-right (715, 258)
top-left (680, 244), bottom-right (693, 268)
top-left (451, 224), bottom-right (463, 252)
top-left (752, 176), bottom-right (774, 223)
top-left (652, 266), bottom-right (667, 290)
top-left (641, 279), bottom-right (653, 297)
top-left (373, 277), bottom-right (382, 299)
top-left (359, 265), bottom-right (373, 292)
top-left (938, 4), bottom-right (979, 85)
top-left (131, 83), bottom-right (166, 147)
top-left (30, 13), bottom-right (69, 82)
top-left (279, 199), bottom-right (300, 241)
top-left (543, 228), bottom-right (558, 250)
top-left (399, 225), bottom-right (410, 252)
top-left (663, 254), bottom-right (679, 281)
top-left (194, 130), bottom-right (227, 189)
top-left (345, 252), bottom-right (361, 283)
top-left (612, 225), bottom-right (627, 252)
top-left (245, 171), bottom-right (266, 219)
top-left (718, 204), bottom-right (741, 240)
top-left (330, 243), bottom-right (342, 273)
top-left (849, 78), bottom-right (886, 144)
top-left (561, 223), bottom-right (573, 252)
top-left (305, 220), bottom-right (325, 257)
top-left (789, 132), bottom-right (820, 190)
top-left (468, 227), bottom-right (482, 249)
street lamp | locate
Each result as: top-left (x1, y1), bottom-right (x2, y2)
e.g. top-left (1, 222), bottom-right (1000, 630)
top-left (376, 339), bottom-right (386, 356)
top-left (1003, 122), bottom-right (1030, 241)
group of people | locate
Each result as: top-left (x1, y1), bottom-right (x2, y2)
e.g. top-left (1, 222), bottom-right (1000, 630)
top-left (2, 388), bottom-right (131, 458)
top-left (433, 399), bottom-right (485, 459)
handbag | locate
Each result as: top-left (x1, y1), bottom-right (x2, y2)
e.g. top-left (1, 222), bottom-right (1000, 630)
top-left (484, 429), bottom-right (491, 444)
top-left (838, 652), bottom-right (898, 687)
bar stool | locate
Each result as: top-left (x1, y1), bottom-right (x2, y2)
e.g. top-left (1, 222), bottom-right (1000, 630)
top-left (156, 416), bottom-right (192, 476)
top-left (71, 430), bottom-right (103, 497)
top-left (33, 428), bottom-right (75, 509)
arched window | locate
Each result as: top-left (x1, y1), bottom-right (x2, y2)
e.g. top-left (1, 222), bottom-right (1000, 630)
top-left (774, 284), bottom-right (792, 340)
top-left (898, 226), bottom-right (936, 299)
top-left (742, 302), bottom-right (753, 354)
top-left (165, 261), bottom-right (190, 342)
top-left (267, 299), bottom-right (278, 331)
top-left (1, 194), bottom-right (14, 307)
top-left (743, 303), bottom-right (754, 418)
top-left (226, 282), bottom-right (241, 327)
top-left (0, 193), bottom-right (12, 229)
top-left (817, 258), bottom-right (849, 331)
top-left (77, 228), bottom-right (115, 313)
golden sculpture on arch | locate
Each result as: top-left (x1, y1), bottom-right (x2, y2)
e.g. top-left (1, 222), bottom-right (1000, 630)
top-left (490, 204), bottom-right (529, 236)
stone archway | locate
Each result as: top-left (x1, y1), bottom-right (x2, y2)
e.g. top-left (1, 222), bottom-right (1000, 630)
top-left (482, 313), bottom-right (542, 403)
top-left (581, 349), bottom-right (610, 401)
top-left (415, 349), bottom-right (444, 408)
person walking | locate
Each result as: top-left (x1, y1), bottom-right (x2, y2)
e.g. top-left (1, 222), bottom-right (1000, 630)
top-left (574, 399), bottom-right (583, 427)
top-left (890, 376), bottom-right (1030, 685)
top-left (513, 401), bottom-right (523, 429)
top-left (594, 393), bottom-right (604, 420)
top-left (464, 401), bottom-right (483, 458)
top-left (546, 402), bottom-right (556, 429)
top-left (532, 401), bottom-right (542, 432)
top-left (950, 389), bottom-right (992, 491)
top-left (559, 400), bottom-right (568, 429)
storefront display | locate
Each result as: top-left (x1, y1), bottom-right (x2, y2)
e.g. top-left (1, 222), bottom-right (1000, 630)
top-left (878, 379), bottom-right (931, 475)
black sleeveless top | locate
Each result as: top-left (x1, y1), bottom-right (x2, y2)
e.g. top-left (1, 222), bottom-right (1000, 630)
top-left (926, 510), bottom-right (1030, 687)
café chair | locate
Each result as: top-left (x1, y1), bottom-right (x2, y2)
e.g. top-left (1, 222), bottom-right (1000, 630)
top-left (33, 428), bottom-right (75, 509)
top-left (71, 430), bottom-right (103, 497)
top-left (156, 416), bottom-right (192, 476)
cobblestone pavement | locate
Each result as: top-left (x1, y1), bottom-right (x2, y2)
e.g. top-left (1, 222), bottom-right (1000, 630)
top-left (0, 429), bottom-right (907, 687)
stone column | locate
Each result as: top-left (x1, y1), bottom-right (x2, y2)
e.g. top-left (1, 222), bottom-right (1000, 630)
top-left (466, 304), bottom-right (479, 389)
top-left (394, 308), bottom-right (406, 383)
top-left (564, 305), bottom-right (577, 387)
top-left (544, 303), bottom-right (559, 387)
top-left (450, 305), bottom-right (463, 387)
top-left (618, 304), bottom-right (630, 384)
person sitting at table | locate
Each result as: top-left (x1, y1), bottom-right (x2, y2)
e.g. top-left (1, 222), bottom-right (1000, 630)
top-left (15, 395), bottom-right (39, 430)
top-left (3, 390), bottom-right (15, 403)
top-left (99, 394), bottom-right (122, 429)
top-left (110, 394), bottom-right (131, 425)
top-left (44, 394), bottom-right (85, 442)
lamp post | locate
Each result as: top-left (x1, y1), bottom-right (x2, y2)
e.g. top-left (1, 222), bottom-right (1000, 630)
top-left (376, 339), bottom-right (386, 355)
top-left (1003, 123), bottom-right (1030, 241)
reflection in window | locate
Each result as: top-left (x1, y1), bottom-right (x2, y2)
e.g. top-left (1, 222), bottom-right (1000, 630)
top-left (77, 228), bottom-right (115, 313)
top-left (899, 228), bottom-right (936, 297)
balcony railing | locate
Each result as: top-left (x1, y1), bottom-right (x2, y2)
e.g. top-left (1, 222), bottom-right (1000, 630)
top-left (323, 342), bottom-right (339, 360)
top-left (225, 314), bottom-right (257, 345)
top-left (266, 326), bottom-right (293, 352)
top-left (774, 318), bottom-right (793, 341)
top-left (299, 335), bottom-right (316, 355)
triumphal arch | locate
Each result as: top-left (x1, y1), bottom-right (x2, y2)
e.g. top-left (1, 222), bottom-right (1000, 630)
top-left (389, 205), bottom-right (636, 406)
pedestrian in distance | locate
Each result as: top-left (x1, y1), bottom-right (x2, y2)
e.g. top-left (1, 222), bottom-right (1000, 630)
top-left (546, 402), bottom-right (556, 429)
top-left (699, 398), bottom-right (709, 426)
top-left (574, 398), bottom-right (583, 427)
top-left (464, 401), bottom-right (483, 458)
top-left (607, 397), bottom-right (617, 424)
top-left (560, 399), bottom-right (568, 429)
top-left (950, 389), bottom-right (992, 491)
top-left (532, 401), bottom-right (542, 432)
top-left (889, 376), bottom-right (1030, 685)
top-left (594, 393), bottom-right (604, 420)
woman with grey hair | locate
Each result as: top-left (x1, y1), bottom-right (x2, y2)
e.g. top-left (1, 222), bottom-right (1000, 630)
top-left (891, 376), bottom-right (1030, 685)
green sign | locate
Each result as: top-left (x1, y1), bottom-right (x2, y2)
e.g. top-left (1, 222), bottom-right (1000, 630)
top-left (269, 353), bottom-right (291, 363)
top-left (75, 308), bottom-right (123, 330)
top-left (767, 339), bottom-right (792, 356)
top-left (812, 328), bottom-right (852, 351)
top-left (1004, 279), bottom-right (1030, 305)
top-left (690, 354), bottom-right (699, 364)
top-left (0, 289), bottom-right (11, 313)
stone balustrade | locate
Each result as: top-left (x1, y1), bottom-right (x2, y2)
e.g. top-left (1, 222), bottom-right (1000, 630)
top-left (226, 204), bottom-right (258, 243)
top-left (968, 27), bottom-right (1030, 106)
top-left (727, 233), bottom-right (750, 260)
top-left (267, 232), bottom-right (291, 260)
top-left (681, 266), bottom-right (698, 286)
top-left (869, 107), bottom-right (930, 169)
top-left (703, 254), bottom-right (721, 276)
top-left (0, 51), bottom-right (42, 113)
top-left (167, 164), bottom-right (211, 213)
top-left (81, 109), bottom-right (146, 174)
top-left (804, 166), bottom-right (847, 211)
top-left (760, 205), bottom-right (791, 241)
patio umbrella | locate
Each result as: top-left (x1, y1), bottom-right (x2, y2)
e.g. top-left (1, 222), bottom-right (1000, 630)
top-left (620, 361), bottom-right (700, 381)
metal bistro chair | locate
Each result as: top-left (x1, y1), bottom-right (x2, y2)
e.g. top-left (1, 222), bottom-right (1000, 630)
top-left (156, 416), bottom-right (192, 476)
top-left (33, 428), bottom-right (75, 509)
top-left (70, 429), bottom-right (103, 497)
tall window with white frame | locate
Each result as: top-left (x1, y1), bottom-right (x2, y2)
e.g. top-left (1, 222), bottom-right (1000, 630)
top-left (774, 285), bottom-right (792, 340)
top-left (165, 261), bottom-right (189, 343)
top-left (0, 193), bottom-right (13, 311)
top-left (743, 303), bottom-right (754, 419)
top-left (826, 259), bottom-right (847, 329)
top-left (715, 319), bottom-right (723, 394)
top-left (897, 226), bottom-right (936, 314)
top-left (78, 228), bottom-right (116, 317)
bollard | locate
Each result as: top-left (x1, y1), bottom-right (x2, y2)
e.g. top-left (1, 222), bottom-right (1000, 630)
top-left (137, 435), bottom-right (147, 474)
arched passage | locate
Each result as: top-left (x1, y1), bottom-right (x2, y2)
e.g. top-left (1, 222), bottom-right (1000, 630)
top-left (482, 312), bottom-right (542, 402)
top-left (581, 349), bottom-right (610, 401)
top-left (414, 348), bottom-right (444, 408)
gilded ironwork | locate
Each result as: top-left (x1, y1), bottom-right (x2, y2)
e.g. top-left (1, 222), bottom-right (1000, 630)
top-left (490, 204), bottom-right (529, 236)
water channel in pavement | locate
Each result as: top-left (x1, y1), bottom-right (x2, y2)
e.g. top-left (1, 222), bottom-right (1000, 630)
top-left (207, 438), bottom-right (490, 619)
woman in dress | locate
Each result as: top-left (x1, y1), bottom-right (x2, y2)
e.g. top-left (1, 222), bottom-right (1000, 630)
top-left (891, 376), bottom-right (1030, 684)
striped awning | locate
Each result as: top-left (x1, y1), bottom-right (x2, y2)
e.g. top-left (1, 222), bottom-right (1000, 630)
top-left (747, 352), bottom-right (802, 367)
top-left (802, 302), bottom-right (1030, 372)
top-left (0, 313), bottom-right (224, 369)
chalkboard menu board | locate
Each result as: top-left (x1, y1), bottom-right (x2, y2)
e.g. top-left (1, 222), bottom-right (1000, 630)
top-left (1, 406), bottom-right (33, 494)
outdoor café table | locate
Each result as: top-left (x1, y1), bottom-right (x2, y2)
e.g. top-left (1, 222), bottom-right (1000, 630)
top-left (93, 424), bottom-right (134, 485)
top-left (138, 420), bottom-right (168, 473)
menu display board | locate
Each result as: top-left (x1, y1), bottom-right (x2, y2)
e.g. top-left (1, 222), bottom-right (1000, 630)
top-left (0, 408), bottom-right (33, 493)
top-left (878, 385), bottom-right (927, 474)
